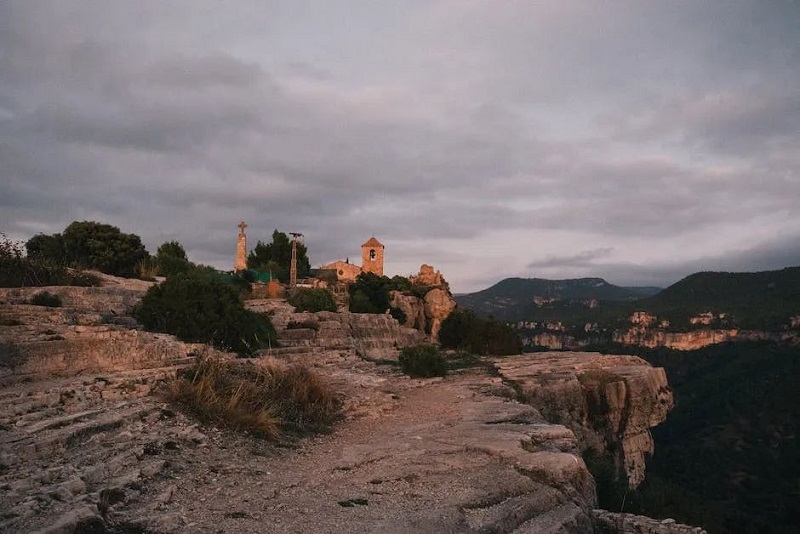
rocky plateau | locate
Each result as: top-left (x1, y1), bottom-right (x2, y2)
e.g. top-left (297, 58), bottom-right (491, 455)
top-left (0, 278), bottom-right (703, 533)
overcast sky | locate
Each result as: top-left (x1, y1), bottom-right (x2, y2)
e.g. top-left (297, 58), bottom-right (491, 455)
top-left (2, 1), bottom-right (799, 292)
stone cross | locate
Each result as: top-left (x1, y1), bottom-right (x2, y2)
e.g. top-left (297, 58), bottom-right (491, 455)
top-left (235, 221), bottom-right (248, 271)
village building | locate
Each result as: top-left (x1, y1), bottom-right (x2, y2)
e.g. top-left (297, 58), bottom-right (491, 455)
top-left (319, 237), bottom-right (385, 282)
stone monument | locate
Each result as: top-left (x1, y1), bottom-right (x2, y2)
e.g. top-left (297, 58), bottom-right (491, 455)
top-left (235, 221), bottom-right (247, 272)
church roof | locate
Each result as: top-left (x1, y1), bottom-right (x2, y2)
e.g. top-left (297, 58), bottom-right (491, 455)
top-left (362, 236), bottom-right (384, 248)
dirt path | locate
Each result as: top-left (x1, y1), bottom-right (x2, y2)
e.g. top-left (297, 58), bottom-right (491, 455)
top-left (119, 366), bottom-right (593, 534)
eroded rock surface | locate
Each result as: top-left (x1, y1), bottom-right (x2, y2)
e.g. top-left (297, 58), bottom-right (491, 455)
top-left (494, 352), bottom-right (673, 488)
top-left (1, 279), bottom-right (693, 533)
top-left (248, 299), bottom-right (425, 362)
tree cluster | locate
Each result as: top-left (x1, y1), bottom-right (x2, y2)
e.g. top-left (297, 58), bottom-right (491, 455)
top-left (347, 272), bottom-right (420, 317)
top-left (1, 233), bottom-right (99, 288)
top-left (439, 308), bottom-right (522, 356)
top-left (247, 230), bottom-right (310, 283)
top-left (26, 221), bottom-right (149, 278)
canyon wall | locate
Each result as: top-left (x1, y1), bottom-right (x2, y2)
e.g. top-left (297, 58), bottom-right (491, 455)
top-left (494, 352), bottom-right (674, 488)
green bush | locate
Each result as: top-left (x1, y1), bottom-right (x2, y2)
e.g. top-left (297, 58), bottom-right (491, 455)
top-left (29, 291), bottom-right (62, 307)
top-left (398, 344), bottom-right (448, 378)
top-left (288, 288), bottom-right (337, 312)
top-left (133, 271), bottom-right (277, 355)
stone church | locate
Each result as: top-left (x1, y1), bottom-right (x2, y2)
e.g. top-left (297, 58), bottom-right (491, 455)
top-left (320, 237), bottom-right (384, 282)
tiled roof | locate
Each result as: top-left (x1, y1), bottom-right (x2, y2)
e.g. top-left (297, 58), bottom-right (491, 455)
top-left (361, 236), bottom-right (384, 248)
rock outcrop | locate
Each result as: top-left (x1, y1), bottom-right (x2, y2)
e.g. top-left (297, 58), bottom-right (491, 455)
top-left (494, 352), bottom-right (673, 488)
top-left (409, 263), bottom-right (445, 287)
top-left (423, 287), bottom-right (456, 341)
top-left (389, 287), bottom-right (456, 343)
top-left (388, 264), bottom-right (457, 342)
top-left (611, 326), bottom-right (796, 350)
top-left (389, 291), bottom-right (427, 331)
top-left (248, 299), bottom-right (425, 361)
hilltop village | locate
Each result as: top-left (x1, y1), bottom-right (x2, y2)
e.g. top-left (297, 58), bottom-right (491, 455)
top-left (232, 222), bottom-right (457, 341)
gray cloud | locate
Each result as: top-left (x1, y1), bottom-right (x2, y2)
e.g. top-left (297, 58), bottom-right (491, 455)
top-left (1, 1), bottom-right (799, 292)
top-left (527, 248), bottom-right (614, 270)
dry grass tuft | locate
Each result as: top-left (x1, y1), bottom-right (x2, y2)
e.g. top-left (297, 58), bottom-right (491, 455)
top-left (168, 356), bottom-right (341, 438)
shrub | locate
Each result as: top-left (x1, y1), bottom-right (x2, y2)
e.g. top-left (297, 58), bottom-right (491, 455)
top-left (133, 271), bottom-right (277, 355)
top-left (136, 258), bottom-right (159, 281)
top-left (29, 291), bottom-right (62, 307)
top-left (68, 271), bottom-right (101, 287)
top-left (168, 356), bottom-right (340, 438)
top-left (398, 344), bottom-right (448, 378)
top-left (288, 288), bottom-right (337, 313)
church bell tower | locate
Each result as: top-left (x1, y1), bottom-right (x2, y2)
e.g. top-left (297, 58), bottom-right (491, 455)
top-left (361, 237), bottom-right (384, 276)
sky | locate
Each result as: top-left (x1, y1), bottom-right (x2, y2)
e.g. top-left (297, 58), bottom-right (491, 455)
top-left (1, 1), bottom-right (799, 293)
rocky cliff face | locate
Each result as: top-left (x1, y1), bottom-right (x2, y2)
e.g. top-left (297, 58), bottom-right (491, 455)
top-left (494, 352), bottom-right (673, 488)
top-left (611, 326), bottom-right (796, 350)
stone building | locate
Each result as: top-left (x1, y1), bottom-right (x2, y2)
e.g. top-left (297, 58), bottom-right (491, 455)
top-left (319, 236), bottom-right (385, 282)
top-left (319, 260), bottom-right (363, 283)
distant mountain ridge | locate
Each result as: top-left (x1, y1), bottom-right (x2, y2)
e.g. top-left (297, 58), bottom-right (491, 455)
top-left (457, 267), bottom-right (800, 351)
top-left (455, 277), bottom-right (658, 320)
top-left (638, 266), bottom-right (800, 329)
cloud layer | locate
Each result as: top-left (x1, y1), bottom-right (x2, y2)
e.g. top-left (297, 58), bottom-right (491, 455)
top-left (1, 1), bottom-right (799, 291)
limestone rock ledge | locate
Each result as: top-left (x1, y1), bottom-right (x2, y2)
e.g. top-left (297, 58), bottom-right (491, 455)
top-left (593, 510), bottom-right (707, 533)
top-left (247, 299), bottom-right (426, 361)
top-left (494, 352), bottom-right (674, 488)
